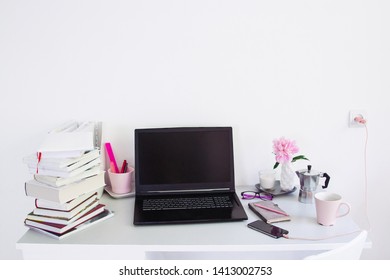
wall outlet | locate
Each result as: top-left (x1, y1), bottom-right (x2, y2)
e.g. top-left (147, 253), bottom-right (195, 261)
top-left (349, 110), bottom-right (367, 128)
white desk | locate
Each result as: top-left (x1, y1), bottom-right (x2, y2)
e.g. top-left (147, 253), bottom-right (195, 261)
top-left (16, 186), bottom-right (370, 260)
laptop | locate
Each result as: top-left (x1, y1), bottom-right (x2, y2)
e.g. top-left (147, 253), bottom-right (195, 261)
top-left (133, 127), bottom-right (248, 225)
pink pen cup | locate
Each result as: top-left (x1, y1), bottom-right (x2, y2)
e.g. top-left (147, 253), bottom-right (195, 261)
top-left (108, 167), bottom-right (134, 194)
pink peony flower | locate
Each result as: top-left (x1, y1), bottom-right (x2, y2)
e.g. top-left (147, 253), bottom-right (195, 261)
top-left (273, 137), bottom-right (299, 164)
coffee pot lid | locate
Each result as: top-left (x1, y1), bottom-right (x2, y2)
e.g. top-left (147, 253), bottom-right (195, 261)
top-left (302, 165), bottom-right (321, 176)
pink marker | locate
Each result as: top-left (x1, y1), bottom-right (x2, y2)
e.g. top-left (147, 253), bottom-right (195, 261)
top-left (110, 161), bottom-right (117, 173)
top-left (105, 142), bottom-right (119, 173)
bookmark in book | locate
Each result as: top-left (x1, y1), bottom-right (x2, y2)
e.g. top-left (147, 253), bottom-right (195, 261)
top-left (36, 152), bottom-right (42, 173)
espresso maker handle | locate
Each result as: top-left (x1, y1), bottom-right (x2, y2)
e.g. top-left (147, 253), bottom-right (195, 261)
top-left (322, 173), bottom-right (330, 189)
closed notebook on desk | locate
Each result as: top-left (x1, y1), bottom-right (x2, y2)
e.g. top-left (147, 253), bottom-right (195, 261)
top-left (133, 127), bottom-right (248, 225)
top-left (248, 201), bottom-right (291, 223)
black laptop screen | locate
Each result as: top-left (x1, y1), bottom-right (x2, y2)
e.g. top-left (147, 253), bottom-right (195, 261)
top-left (135, 127), bottom-right (235, 194)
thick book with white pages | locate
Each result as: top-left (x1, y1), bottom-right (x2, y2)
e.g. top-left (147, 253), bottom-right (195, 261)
top-left (33, 166), bottom-right (102, 187)
top-left (26, 199), bottom-right (99, 225)
top-left (24, 149), bottom-right (100, 172)
top-left (38, 122), bottom-right (95, 158)
top-left (37, 121), bottom-right (102, 158)
top-left (35, 191), bottom-right (98, 211)
top-left (32, 193), bottom-right (99, 219)
top-left (27, 209), bottom-right (114, 240)
top-left (28, 157), bottom-right (101, 178)
top-left (24, 204), bottom-right (106, 234)
top-left (25, 172), bottom-right (105, 203)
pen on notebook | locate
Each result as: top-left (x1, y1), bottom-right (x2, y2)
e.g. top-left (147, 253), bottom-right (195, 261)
top-left (254, 203), bottom-right (289, 216)
top-left (120, 160), bottom-right (127, 173)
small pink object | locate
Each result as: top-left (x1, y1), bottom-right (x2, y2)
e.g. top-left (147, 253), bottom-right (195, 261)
top-left (354, 116), bottom-right (367, 124)
top-left (105, 142), bottom-right (119, 173)
top-left (120, 160), bottom-right (128, 173)
top-left (108, 166), bottom-right (134, 194)
top-left (110, 161), bottom-right (116, 174)
top-left (273, 137), bottom-right (299, 164)
top-left (254, 203), bottom-right (289, 216)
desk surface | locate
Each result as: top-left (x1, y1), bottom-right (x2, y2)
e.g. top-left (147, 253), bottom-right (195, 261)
top-left (16, 186), bottom-right (368, 259)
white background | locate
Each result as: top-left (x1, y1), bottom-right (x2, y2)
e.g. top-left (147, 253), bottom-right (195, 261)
top-left (0, 0), bottom-right (389, 259)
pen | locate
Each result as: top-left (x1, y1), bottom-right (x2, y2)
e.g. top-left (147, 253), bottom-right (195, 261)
top-left (120, 160), bottom-right (127, 173)
top-left (254, 203), bottom-right (289, 216)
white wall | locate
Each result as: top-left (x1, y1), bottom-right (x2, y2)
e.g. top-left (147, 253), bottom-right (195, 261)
top-left (1, 0), bottom-right (389, 259)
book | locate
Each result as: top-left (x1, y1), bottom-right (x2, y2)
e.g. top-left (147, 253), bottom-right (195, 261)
top-left (25, 171), bottom-right (105, 204)
top-left (24, 204), bottom-right (106, 234)
top-left (34, 191), bottom-right (98, 211)
top-left (26, 209), bottom-right (114, 240)
top-left (248, 201), bottom-right (291, 223)
top-left (23, 149), bottom-right (100, 173)
top-left (33, 166), bottom-right (102, 187)
top-left (26, 199), bottom-right (99, 225)
top-left (32, 193), bottom-right (99, 219)
top-left (28, 157), bottom-right (101, 178)
top-left (37, 121), bottom-right (102, 158)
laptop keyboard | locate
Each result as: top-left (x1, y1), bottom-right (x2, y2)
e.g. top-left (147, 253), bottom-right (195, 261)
top-left (142, 196), bottom-right (233, 211)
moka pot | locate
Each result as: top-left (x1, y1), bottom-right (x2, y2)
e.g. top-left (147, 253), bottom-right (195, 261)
top-left (296, 165), bottom-right (330, 203)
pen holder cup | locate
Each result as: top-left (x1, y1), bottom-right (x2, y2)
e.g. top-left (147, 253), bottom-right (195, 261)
top-left (108, 167), bottom-right (134, 194)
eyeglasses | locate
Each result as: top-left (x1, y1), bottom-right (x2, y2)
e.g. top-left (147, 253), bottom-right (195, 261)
top-left (241, 191), bottom-right (273, 201)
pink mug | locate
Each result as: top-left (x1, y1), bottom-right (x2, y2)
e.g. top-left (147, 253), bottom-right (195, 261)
top-left (314, 192), bottom-right (351, 226)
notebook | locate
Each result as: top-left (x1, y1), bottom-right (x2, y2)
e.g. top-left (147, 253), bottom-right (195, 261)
top-left (248, 201), bottom-right (291, 223)
top-left (133, 127), bottom-right (248, 225)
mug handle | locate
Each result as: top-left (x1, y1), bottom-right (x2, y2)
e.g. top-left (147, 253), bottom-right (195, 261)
top-left (336, 202), bottom-right (351, 218)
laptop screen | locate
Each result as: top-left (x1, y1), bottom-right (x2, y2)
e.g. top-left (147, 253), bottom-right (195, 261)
top-left (135, 127), bottom-right (235, 195)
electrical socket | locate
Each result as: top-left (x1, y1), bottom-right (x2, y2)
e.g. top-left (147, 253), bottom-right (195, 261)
top-left (349, 110), bottom-right (367, 128)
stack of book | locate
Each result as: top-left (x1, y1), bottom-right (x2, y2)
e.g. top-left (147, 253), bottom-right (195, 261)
top-left (22, 121), bottom-right (113, 239)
